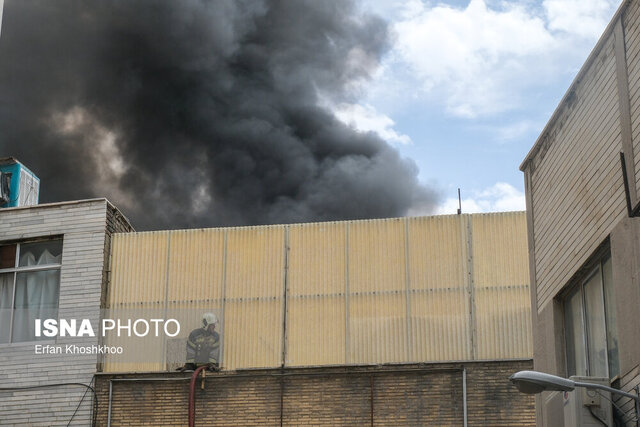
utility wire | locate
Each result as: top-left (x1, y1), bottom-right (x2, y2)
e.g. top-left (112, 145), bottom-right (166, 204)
top-left (595, 389), bottom-right (639, 424)
top-left (0, 382), bottom-right (98, 426)
top-left (66, 377), bottom-right (94, 427)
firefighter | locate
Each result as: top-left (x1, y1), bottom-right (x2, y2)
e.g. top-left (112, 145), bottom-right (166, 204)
top-left (180, 312), bottom-right (220, 371)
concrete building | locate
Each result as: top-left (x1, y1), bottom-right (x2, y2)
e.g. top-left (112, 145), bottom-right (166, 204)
top-left (0, 199), bottom-right (132, 426)
top-left (520, 0), bottom-right (640, 424)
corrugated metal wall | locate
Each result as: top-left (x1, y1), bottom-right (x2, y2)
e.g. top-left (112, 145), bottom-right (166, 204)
top-left (104, 212), bottom-right (532, 372)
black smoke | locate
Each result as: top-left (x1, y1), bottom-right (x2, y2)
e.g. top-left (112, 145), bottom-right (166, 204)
top-left (0, 0), bottom-right (438, 229)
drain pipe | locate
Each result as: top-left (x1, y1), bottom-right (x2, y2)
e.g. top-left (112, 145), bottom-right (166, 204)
top-left (463, 367), bottom-right (468, 427)
top-left (189, 366), bottom-right (208, 427)
top-left (107, 380), bottom-right (113, 427)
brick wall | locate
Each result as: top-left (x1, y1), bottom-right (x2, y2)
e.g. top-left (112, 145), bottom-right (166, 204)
top-left (95, 360), bottom-right (534, 426)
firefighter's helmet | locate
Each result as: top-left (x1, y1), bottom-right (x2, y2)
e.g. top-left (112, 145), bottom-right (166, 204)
top-left (202, 312), bottom-right (218, 328)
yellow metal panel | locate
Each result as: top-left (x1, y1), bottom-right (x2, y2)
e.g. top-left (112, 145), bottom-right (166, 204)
top-left (471, 212), bottom-right (532, 359)
top-left (347, 219), bottom-right (409, 364)
top-left (225, 226), bottom-right (285, 298)
top-left (101, 311), bottom-right (164, 373)
top-left (105, 232), bottom-right (182, 371)
top-left (224, 300), bottom-right (282, 369)
top-left (287, 222), bottom-right (346, 366)
top-left (349, 294), bottom-right (408, 364)
top-left (348, 219), bottom-right (406, 293)
top-left (472, 212), bottom-right (529, 288)
top-left (108, 231), bottom-right (169, 305)
top-left (407, 215), bottom-right (470, 362)
top-left (104, 212), bottom-right (532, 372)
top-left (407, 215), bottom-right (466, 291)
top-left (474, 286), bottom-right (533, 359)
top-left (223, 226), bottom-right (285, 369)
top-left (286, 295), bottom-right (346, 366)
top-left (410, 290), bottom-right (471, 361)
top-left (288, 222), bottom-right (346, 296)
top-left (167, 229), bottom-right (225, 302)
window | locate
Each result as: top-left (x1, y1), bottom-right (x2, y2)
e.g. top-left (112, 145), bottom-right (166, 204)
top-left (564, 254), bottom-right (619, 379)
top-left (0, 238), bottom-right (62, 343)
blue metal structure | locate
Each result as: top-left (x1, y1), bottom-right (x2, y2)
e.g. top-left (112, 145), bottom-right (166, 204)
top-left (0, 157), bottom-right (40, 208)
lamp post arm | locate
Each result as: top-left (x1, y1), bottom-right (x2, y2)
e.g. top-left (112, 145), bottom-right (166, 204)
top-left (573, 381), bottom-right (639, 401)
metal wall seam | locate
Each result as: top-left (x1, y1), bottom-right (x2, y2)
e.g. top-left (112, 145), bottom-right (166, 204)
top-left (281, 226), bottom-right (289, 367)
top-left (161, 232), bottom-right (171, 369)
top-left (404, 217), bottom-right (412, 362)
top-left (345, 222), bottom-right (350, 365)
top-left (464, 215), bottom-right (476, 360)
top-left (219, 229), bottom-right (228, 369)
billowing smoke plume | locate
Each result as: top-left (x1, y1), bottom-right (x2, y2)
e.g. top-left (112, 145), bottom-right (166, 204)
top-left (0, 0), bottom-right (438, 229)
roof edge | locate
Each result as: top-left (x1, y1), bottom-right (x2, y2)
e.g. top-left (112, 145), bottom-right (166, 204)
top-left (113, 210), bottom-right (526, 235)
top-left (0, 198), bottom-right (109, 212)
top-left (520, 0), bottom-right (631, 172)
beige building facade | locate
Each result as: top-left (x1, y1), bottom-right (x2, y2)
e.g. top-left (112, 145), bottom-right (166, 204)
top-left (521, 0), bottom-right (640, 424)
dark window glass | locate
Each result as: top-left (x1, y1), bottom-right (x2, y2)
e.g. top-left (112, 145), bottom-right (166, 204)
top-left (565, 287), bottom-right (586, 376)
top-left (584, 270), bottom-right (608, 377)
top-left (19, 240), bottom-right (62, 267)
top-left (564, 254), bottom-right (619, 380)
top-left (0, 244), bottom-right (16, 269)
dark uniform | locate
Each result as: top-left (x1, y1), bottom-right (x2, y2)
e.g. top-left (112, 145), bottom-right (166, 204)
top-left (186, 327), bottom-right (220, 368)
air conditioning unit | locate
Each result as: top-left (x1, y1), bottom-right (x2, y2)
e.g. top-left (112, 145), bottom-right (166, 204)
top-left (0, 157), bottom-right (39, 208)
top-left (563, 376), bottom-right (613, 427)
top-left (0, 171), bottom-right (10, 204)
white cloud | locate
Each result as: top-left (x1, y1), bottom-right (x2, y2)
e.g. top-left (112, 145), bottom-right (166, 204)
top-left (333, 102), bottom-right (412, 144)
top-left (434, 182), bottom-right (526, 215)
top-left (382, 0), bottom-right (619, 118)
top-left (544, 0), bottom-right (618, 38)
top-left (483, 119), bottom-right (541, 142)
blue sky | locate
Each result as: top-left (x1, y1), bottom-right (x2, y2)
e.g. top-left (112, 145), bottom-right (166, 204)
top-left (333, 0), bottom-right (621, 214)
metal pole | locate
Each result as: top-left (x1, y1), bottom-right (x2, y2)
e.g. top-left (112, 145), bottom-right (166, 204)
top-left (634, 385), bottom-right (639, 427)
top-left (370, 375), bottom-right (374, 427)
top-left (280, 374), bottom-right (284, 427)
top-left (462, 367), bottom-right (468, 427)
top-left (107, 380), bottom-right (113, 427)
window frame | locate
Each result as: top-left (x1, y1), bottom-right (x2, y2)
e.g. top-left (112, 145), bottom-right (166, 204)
top-left (0, 237), bottom-right (63, 344)
top-left (563, 250), bottom-right (617, 379)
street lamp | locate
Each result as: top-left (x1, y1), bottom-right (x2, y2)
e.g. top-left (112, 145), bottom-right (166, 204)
top-left (510, 370), bottom-right (640, 427)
